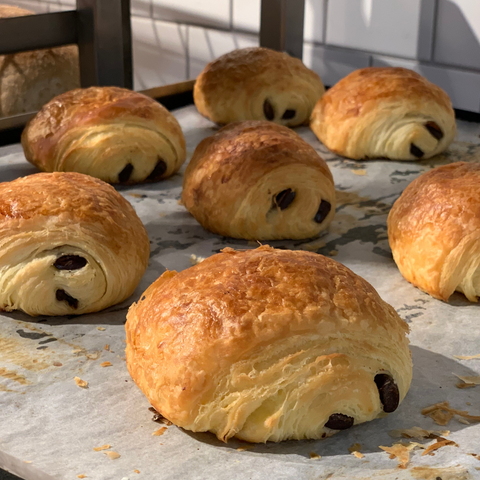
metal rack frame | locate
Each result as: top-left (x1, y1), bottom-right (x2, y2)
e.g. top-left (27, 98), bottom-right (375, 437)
top-left (0, 0), bottom-right (305, 134)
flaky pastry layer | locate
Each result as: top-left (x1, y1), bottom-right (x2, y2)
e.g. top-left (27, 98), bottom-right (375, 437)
top-left (126, 246), bottom-right (412, 443)
top-left (0, 172), bottom-right (150, 315)
top-left (310, 67), bottom-right (456, 161)
top-left (388, 162), bottom-right (480, 302)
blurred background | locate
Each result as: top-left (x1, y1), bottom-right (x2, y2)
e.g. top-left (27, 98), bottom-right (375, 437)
top-left (2, 0), bottom-right (480, 113)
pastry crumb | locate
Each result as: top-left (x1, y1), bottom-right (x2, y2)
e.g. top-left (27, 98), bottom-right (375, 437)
top-left (190, 254), bottom-right (206, 265)
top-left (352, 451), bottom-right (364, 459)
top-left (236, 446), bottom-right (254, 452)
top-left (422, 437), bottom-right (458, 456)
top-left (53, 361), bottom-right (62, 367)
top-left (389, 426), bottom-right (449, 440)
top-left (77, 475), bottom-right (86, 479)
top-left (134, 470), bottom-right (140, 474)
top-left (309, 452), bottom-right (321, 460)
top-left (97, 327), bottom-right (106, 331)
top-left (74, 376), bottom-right (88, 389)
top-left (152, 427), bottom-right (167, 436)
top-left (454, 353), bottom-right (480, 360)
top-left (104, 451), bottom-right (120, 460)
top-left (329, 250), bottom-right (338, 256)
top-left (421, 401), bottom-right (480, 425)
top-left (104, 344), bottom-right (110, 351)
top-left (348, 443), bottom-right (362, 453)
top-left (379, 442), bottom-right (419, 468)
top-left (93, 444), bottom-right (111, 451)
top-left (24, 461), bottom-right (32, 464)
top-left (352, 169), bottom-right (367, 176)
top-left (100, 361), bottom-right (112, 368)
top-left (454, 374), bottom-right (480, 386)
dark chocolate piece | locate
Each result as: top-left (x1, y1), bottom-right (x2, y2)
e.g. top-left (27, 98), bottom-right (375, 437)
top-left (263, 99), bottom-right (274, 121)
top-left (314, 200), bottom-right (332, 223)
top-left (282, 109), bottom-right (296, 120)
top-left (54, 255), bottom-right (87, 271)
top-left (147, 159), bottom-right (167, 181)
top-left (56, 289), bottom-right (78, 309)
top-left (374, 373), bottom-right (400, 413)
top-left (425, 121), bottom-right (444, 141)
top-left (274, 189), bottom-right (296, 210)
top-left (325, 413), bottom-right (354, 430)
top-left (410, 144), bottom-right (424, 158)
top-left (118, 163), bottom-right (134, 183)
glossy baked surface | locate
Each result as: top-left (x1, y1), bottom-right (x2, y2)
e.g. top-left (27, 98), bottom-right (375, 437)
top-left (126, 246), bottom-right (412, 443)
top-left (182, 121), bottom-right (335, 240)
top-left (0, 172), bottom-right (150, 315)
top-left (194, 47), bottom-right (325, 127)
top-left (22, 87), bottom-right (186, 184)
top-left (310, 67), bottom-right (456, 161)
top-left (388, 162), bottom-right (480, 302)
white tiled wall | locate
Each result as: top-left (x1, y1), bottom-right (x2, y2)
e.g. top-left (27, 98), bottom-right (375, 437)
top-left (5, 0), bottom-right (480, 112)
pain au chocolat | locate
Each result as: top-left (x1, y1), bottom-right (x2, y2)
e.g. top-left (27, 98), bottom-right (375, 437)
top-left (388, 162), bottom-right (480, 302)
top-left (126, 246), bottom-right (412, 443)
top-left (194, 47), bottom-right (325, 127)
top-left (310, 67), bottom-right (456, 161)
top-left (21, 86), bottom-right (186, 184)
top-left (182, 121), bottom-right (335, 240)
top-left (0, 172), bottom-right (149, 316)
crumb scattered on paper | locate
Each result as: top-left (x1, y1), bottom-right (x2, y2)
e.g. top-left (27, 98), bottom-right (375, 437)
top-left (104, 344), bottom-right (110, 351)
top-left (458, 417), bottom-right (470, 425)
top-left (421, 401), bottom-right (480, 425)
top-left (134, 470), bottom-right (140, 474)
top-left (53, 362), bottom-right (62, 367)
top-left (389, 426), bottom-right (449, 440)
top-left (379, 442), bottom-right (419, 468)
top-left (152, 427), bottom-right (167, 436)
top-left (411, 466), bottom-right (470, 479)
top-left (422, 437), bottom-right (458, 456)
top-left (129, 193), bottom-right (144, 198)
top-left (93, 444), bottom-right (111, 451)
top-left (454, 374), bottom-right (480, 386)
top-left (348, 443), bottom-right (362, 453)
top-left (77, 475), bottom-right (86, 479)
top-left (352, 169), bottom-right (367, 176)
top-left (24, 461), bottom-right (32, 464)
top-left (97, 327), bottom-right (106, 331)
top-left (86, 352), bottom-right (101, 361)
top-left (74, 377), bottom-right (88, 389)
top-left (177, 199), bottom-right (184, 205)
top-left (329, 250), bottom-right (338, 256)
top-left (104, 451), bottom-right (120, 460)
top-left (236, 446), bottom-right (254, 452)
top-left (352, 451), bottom-right (364, 459)
top-left (100, 361), bottom-right (112, 368)
top-left (148, 407), bottom-right (173, 425)
top-left (190, 254), bottom-right (205, 265)
top-left (309, 452), bottom-right (321, 460)
top-left (454, 354), bottom-right (480, 360)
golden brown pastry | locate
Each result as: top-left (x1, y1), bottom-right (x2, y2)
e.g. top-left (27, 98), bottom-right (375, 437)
top-left (182, 121), bottom-right (335, 240)
top-left (0, 172), bottom-right (149, 316)
top-left (21, 86), bottom-right (186, 184)
top-left (194, 47), bottom-right (325, 127)
top-left (126, 246), bottom-right (412, 443)
top-left (310, 67), bottom-right (456, 161)
top-left (388, 162), bottom-right (480, 302)
top-left (0, 5), bottom-right (80, 117)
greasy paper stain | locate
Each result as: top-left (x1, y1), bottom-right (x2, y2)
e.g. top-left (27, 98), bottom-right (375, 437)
top-left (411, 466), bottom-right (471, 480)
top-left (0, 367), bottom-right (30, 385)
top-left (0, 335), bottom-right (51, 371)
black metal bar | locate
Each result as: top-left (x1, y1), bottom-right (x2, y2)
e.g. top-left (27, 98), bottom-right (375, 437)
top-left (260, 0), bottom-right (305, 60)
top-left (0, 11), bottom-right (77, 55)
top-left (76, 0), bottom-right (133, 89)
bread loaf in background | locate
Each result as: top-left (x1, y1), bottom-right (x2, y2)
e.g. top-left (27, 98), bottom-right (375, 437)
top-left (0, 5), bottom-right (80, 117)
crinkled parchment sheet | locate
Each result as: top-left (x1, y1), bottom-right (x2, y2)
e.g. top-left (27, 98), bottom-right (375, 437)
top-left (0, 106), bottom-right (480, 480)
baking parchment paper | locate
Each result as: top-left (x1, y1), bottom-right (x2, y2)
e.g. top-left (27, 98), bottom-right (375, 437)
top-left (0, 106), bottom-right (480, 480)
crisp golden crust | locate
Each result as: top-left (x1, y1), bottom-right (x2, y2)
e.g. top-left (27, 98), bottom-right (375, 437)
top-left (0, 5), bottom-right (80, 117)
top-left (310, 67), bottom-right (456, 160)
top-left (0, 172), bottom-right (150, 316)
top-left (182, 121), bottom-right (336, 240)
top-left (194, 47), bottom-right (325, 127)
top-left (388, 162), bottom-right (480, 302)
top-left (22, 86), bottom-right (186, 184)
top-left (126, 246), bottom-right (412, 443)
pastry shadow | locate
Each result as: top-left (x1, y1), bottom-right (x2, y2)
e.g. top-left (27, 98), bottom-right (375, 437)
top-left (1, 162), bottom-right (38, 182)
top-left (446, 292), bottom-right (480, 308)
top-left (180, 346), bottom-right (479, 459)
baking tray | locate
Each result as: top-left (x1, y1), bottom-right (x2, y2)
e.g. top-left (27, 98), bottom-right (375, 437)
top-left (0, 106), bottom-right (479, 480)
